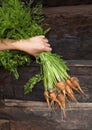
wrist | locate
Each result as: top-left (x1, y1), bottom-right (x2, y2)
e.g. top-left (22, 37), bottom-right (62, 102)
top-left (12, 39), bottom-right (24, 50)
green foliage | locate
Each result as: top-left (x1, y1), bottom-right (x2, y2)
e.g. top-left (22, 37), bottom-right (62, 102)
top-left (37, 52), bottom-right (69, 91)
top-left (0, 0), bottom-right (46, 78)
top-left (0, 0), bottom-right (44, 39)
top-left (0, 50), bottom-right (31, 79)
top-left (24, 73), bottom-right (43, 94)
top-left (24, 52), bottom-right (69, 94)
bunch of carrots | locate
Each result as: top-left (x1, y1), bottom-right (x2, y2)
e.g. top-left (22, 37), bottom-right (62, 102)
top-left (25, 52), bottom-right (85, 115)
top-left (38, 52), bottom-right (85, 110)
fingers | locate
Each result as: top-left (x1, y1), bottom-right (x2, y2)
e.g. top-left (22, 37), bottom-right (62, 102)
top-left (34, 45), bottom-right (52, 57)
top-left (44, 42), bottom-right (50, 46)
top-left (43, 38), bottom-right (49, 43)
top-left (37, 35), bottom-right (49, 42)
top-left (28, 36), bottom-right (52, 57)
top-left (40, 36), bottom-right (49, 43)
top-left (35, 47), bottom-right (52, 57)
top-left (38, 35), bottom-right (45, 39)
top-left (44, 40), bottom-right (52, 51)
top-left (33, 35), bottom-right (49, 43)
top-left (44, 45), bottom-right (52, 52)
top-left (46, 47), bottom-right (52, 52)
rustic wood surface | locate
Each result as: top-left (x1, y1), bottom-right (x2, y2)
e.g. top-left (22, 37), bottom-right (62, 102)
top-left (0, 100), bottom-right (92, 130)
top-left (22, 0), bottom-right (92, 7)
top-left (3, 99), bottom-right (92, 109)
top-left (0, 60), bottom-right (92, 102)
top-left (43, 0), bottom-right (92, 6)
top-left (0, 4), bottom-right (92, 130)
top-left (0, 5), bottom-right (92, 102)
top-left (44, 5), bottom-right (92, 60)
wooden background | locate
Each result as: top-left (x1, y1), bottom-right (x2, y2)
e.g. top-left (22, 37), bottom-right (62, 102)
top-left (0, 2), bottom-right (92, 130)
top-left (0, 4), bottom-right (92, 102)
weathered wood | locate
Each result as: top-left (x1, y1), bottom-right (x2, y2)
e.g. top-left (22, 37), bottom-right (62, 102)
top-left (0, 6), bottom-right (92, 101)
top-left (4, 99), bottom-right (47, 107)
top-left (0, 100), bottom-right (4, 107)
top-left (4, 99), bottom-right (92, 110)
top-left (44, 5), bottom-right (92, 60)
top-left (0, 119), bottom-right (10, 130)
top-left (67, 60), bottom-right (92, 67)
top-left (43, 0), bottom-right (92, 7)
top-left (9, 120), bottom-right (62, 130)
top-left (22, 0), bottom-right (92, 7)
top-left (0, 100), bottom-right (92, 130)
top-left (0, 60), bottom-right (92, 102)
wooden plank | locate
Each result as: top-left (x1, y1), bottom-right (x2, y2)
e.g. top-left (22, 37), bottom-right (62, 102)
top-left (0, 60), bottom-right (92, 102)
top-left (0, 100), bottom-right (92, 129)
top-left (4, 99), bottom-right (47, 107)
top-left (43, 5), bottom-right (92, 16)
top-left (4, 99), bottom-right (92, 110)
top-left (9, 120), bottom-right (59, 130)
top-left (0, 119), bottom-right (10, 130)
top-left (9, 121), bottom-right (26, 130)
top-left (0, 105), bottom-right (92, 130)
top-left (0, 100), bottom-right (4, 107)
top-left (67, 60), bottom-right (92, 67)
top-left (43, 1), bottom-right (92, 7)
top-left (0, 119), bottom-right (9, 125)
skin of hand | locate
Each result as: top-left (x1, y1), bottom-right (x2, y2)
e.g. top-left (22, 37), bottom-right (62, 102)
top-left (14, 35), bottom-right (52, 56)
top-left (0, 35), bottom-right (52, 57)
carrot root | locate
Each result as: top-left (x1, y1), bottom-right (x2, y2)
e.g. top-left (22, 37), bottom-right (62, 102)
top-left (44, 91), bottom-right (51, 108)
top-left (70, 77), bottom-right (85, 95)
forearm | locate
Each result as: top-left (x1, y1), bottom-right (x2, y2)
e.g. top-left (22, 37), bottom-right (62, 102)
top-left (0, 39), bottom-right (15, 51)
top-left (0, 36), bottom-right (52, 56)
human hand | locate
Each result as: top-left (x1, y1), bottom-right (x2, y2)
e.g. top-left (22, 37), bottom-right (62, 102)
top-left (14, 35), bottom-right (52, 56)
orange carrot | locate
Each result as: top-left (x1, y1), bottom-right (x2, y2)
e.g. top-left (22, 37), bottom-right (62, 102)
top-left (57, 93), bottom-right (65, 108)
top-left (57, 93), bottom-right (67, 118)
top-left (66, 79), bottom-right (77, 91)
top-left (65, 85), bottom-right (77, 102)
top-left (49, 92), bottom-right (62, 108)
top-left (44, 91), bottom-right (50, 108)
top-left (56, 82), bottom-right (66, 95)
top-left (70, 77), bottom-right (85, 95)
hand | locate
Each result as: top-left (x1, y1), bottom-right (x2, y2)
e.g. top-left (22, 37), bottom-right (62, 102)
top-left (14, 35), bottom-right (52, 56)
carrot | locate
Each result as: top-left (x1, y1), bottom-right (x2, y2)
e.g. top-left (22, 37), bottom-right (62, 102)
top-left (66, 79), bottom-right (77, 91)
top-left (44, 91), bottom-right (50, 108)
top-left (56, 82), bottom-right (66, 95)
top-left (70, 77), bottom-right (85, 95)
top-left (65, 85), bottom-right (77, 102)
top-left (49, 92), bottom-right (62, 109)
top-left (57, 93), bottom-right (66, 118)
top-left (57, 93), bottom-right (65, 108)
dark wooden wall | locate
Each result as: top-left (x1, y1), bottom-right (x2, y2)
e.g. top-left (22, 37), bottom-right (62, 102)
top-left (0, 2), bottom-right (92, 130)
top-left (0, 3), bottom-right (92, 102)
top-left (0, 61), bottom-right (92, 102)
top-left (43, 0), bottom-right (92, 6)
top-left (44, 5), bottom-right (92, 60)
top-left (21, 0), bottom-right (92, 7)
